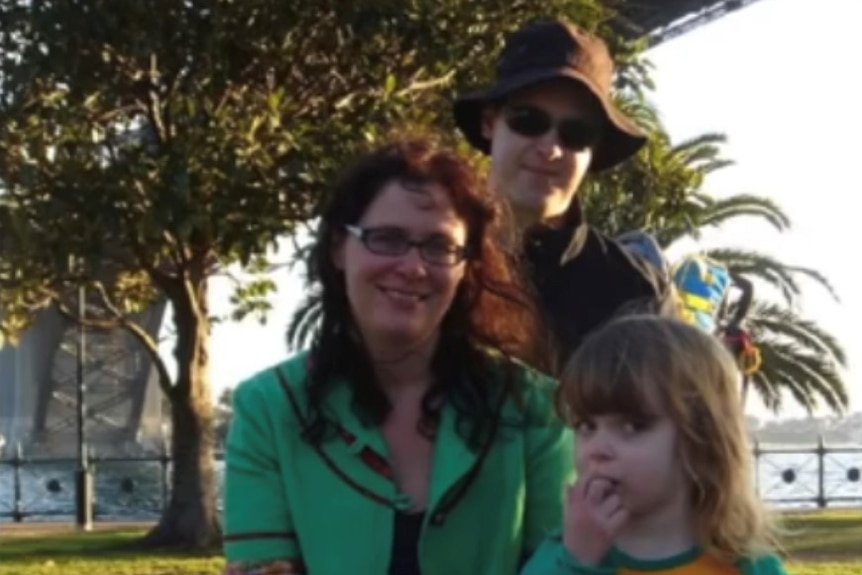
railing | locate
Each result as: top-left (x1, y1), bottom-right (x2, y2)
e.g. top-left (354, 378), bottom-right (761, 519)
top-left (752, 437), bottom-right (862, 509)
top-left (0, 441), bottom-right (201, 522)
top-left (1, 439), bottom-right (860, 522)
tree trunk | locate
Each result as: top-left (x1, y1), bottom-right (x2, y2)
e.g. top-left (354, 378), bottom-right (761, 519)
top-left (141, 389), bottom-right (221, 549)
top-left (141, 274), bottom-right (221, 550)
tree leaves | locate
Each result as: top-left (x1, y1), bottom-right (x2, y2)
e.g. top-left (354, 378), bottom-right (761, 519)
top-left (1, 0), bottom-right (847, 423)
top-left (0, 0), bottom-right (614, 345)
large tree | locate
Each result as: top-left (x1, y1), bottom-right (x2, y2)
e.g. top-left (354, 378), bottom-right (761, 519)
top-left (0, 0), bottom-right (621, 548)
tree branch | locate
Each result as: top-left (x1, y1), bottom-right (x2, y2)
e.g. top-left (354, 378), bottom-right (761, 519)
top-left (394, 69), bottom-right (456, 97)
top-left (144, 53), bottom-right (167, 144)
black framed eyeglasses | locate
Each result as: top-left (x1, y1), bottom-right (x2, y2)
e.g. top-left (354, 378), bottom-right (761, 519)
top-left (503, 105), bottom-right (600, 152)
top-left (345, 225), bottom-right (468, 266)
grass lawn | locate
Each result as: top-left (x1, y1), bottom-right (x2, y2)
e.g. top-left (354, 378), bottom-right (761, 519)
top-left (1, 511), bottom-right (860, 574)
top-left (782, 510), bottom-right (862, 574)
top-left (0, 527), bottom-right (223, 575)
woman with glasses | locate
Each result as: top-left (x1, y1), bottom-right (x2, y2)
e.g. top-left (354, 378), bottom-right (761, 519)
top-left (223, 138), bottom-right (573, 575)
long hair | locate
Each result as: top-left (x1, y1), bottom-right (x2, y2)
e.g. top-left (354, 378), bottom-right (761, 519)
top-left (556, 315), bottom-right (781, 562)
top-left (303, 137), bottom-right (548, 450)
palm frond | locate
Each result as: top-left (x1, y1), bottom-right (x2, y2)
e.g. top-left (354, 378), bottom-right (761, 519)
top-left (698, 194), bottom-right (791, 232)
top-left (779, 265), bottom-right (841, 303)
top-left (613, 94), bottom-right (662, 133)
top-left (748, 370), bottom-right (782, 414)
top-left (285, 287), bottom-right (323, 352)
top-left (747, 300), bottom-right (847, 366)
top-left (711, 248), bottom-right (840, 305)
top-left (698, 159), bottom-right (735, 176)
top-left (754, 338), bottom-right (848, 415)
top-left (670, 132), bottom-right (727, 156)
top-left (686, 191), bottom-right (717, 210)
top-left (668, 134), bottom-right (729, 172)
top-left (657, 223), bottom-right (697, 247)
top-left (707, 248), bottom-right (804, 304)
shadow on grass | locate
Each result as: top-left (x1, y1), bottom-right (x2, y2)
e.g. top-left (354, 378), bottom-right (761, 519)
top-left (781, 511), bottom-right (862, 562)
top-left (0, 529), bottom-right (222, 562)
top-left (3, 511), bottom-right (861, 569)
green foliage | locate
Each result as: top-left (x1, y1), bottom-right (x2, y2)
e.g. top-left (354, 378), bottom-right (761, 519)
top-left (227, 277), bottom-right (277, 324)
top-left (0, 0), bottom-right (617, 346)
top-left (2, 1), bottom-right (631, 547)
top-left (0, 0), bottom-right (628, 544)
top-left (583, 129), bottom-right (790, 246)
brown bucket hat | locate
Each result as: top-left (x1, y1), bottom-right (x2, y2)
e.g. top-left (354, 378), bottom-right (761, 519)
top-left (453, 19), bottom-right (647, 172)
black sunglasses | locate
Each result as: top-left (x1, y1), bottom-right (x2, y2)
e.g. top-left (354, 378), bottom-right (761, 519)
top-left (503, 105), bottom-right (600, 151)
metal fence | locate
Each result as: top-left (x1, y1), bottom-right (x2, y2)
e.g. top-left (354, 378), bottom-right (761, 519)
top-left (751, 438), bottom-right (862, 508)
top-left (0, 441), bottom-right (186, 523)
top-left (1, 439), bottom-right (860, 523)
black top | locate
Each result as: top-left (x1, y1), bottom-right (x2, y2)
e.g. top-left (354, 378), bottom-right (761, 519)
top-left (389, 510), bottom-right (425, 575)
top-left (523, 207), bottom-right (674, 366)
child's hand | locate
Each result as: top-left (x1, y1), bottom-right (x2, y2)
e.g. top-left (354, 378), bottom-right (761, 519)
top-left (562, 475), bottom-right (629, 566)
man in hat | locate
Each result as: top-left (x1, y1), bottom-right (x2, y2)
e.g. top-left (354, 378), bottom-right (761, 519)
top-left (453, 18), bottom-right (674, 364)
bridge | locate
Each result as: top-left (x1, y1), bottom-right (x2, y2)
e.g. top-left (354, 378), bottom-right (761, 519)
top-left (0, 0), bottom-right (766, 458)
top-left (0, 303), bottom-right (166, 457)
top-left (614, 0), bottom-right (769, 47)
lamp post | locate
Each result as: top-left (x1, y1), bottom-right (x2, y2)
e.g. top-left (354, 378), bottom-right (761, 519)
top-left (75, 281), bottom-right (93, 530)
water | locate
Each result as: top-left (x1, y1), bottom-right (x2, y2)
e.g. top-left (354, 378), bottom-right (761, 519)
top-left (0, 451), bottom-right (859, 523)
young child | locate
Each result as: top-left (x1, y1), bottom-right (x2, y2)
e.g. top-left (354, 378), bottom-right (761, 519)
top-left (522, 315), bottom-right (788, 575)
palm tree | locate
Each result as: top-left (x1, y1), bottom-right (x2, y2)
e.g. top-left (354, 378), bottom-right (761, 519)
top-left (583, 130), bottom-right (790, 243)
top-left (742, 301), bottom-right (847, 414)
top-left (686, 248), bottom-right (846, 414)
top-left (585, 113), bottom-right (848, 415)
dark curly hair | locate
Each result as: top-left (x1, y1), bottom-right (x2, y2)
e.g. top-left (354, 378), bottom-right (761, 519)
top-left (302, 138), bottom-right (550, 451)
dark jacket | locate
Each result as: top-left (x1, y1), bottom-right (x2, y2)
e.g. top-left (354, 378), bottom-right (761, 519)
top-left (523, 211), bottom-right (675, 369)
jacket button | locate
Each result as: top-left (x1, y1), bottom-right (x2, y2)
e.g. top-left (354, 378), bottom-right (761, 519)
top-left (431, 512), bottom-right (445, 526)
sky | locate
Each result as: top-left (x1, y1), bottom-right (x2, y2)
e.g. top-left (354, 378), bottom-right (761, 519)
top-left (178, 0), bottom-right (861, 420)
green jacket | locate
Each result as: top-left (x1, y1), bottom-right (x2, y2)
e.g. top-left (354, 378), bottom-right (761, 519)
top-left (223, 350), bottom-right (574, 575)
top-left (521, 535), bottom-right (789, 575)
